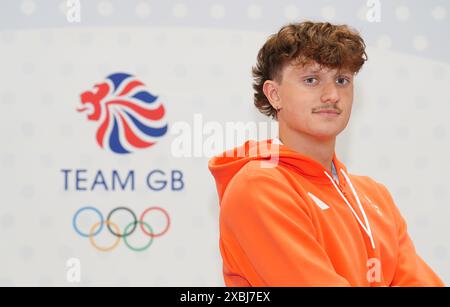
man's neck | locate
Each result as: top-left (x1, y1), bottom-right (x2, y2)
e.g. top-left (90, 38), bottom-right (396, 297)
top-left (278, 124), bottom-right (336, 174)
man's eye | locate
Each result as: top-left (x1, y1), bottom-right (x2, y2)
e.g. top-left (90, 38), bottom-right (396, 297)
top-left (336, 77), bottom-right (350, 85)
top-left (304, 78), bottom-right (318, 85)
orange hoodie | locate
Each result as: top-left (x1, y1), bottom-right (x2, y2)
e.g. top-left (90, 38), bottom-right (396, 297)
top-left (208, 139), bottom-right (444, 287)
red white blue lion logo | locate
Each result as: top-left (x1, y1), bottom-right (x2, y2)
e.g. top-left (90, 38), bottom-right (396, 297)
top-left (77, 73), bottom-right (168, 154)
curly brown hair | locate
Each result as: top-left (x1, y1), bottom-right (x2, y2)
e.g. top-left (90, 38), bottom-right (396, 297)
top-left (252, 21), bottom-right (368, 119)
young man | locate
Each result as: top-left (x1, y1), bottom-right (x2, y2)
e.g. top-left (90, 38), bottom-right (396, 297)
top-left (208, 21), bottom-right (444, 286)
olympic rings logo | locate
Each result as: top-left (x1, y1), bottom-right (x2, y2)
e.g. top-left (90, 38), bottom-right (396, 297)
top-left (73, 206), bottom-right (170, 252)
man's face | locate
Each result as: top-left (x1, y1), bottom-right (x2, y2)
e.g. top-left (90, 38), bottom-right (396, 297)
top-left (275, 61), bottom-right (354, 140)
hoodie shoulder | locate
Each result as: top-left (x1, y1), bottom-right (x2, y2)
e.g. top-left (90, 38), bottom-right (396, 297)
top-left (349, 174), bottom-right (391, 195)
top-left (217, 160), bottom-right (289, 196)
top-left (243, 160), bottom-right (291, 181)
top-left (347, 173), bottom-right (382, 189)
top-left (346, 174), bottom-right (391, 200)
top-left (220, 159), bottom-right (300, 208)
top-left (220, 159), bottom-right (311, 219)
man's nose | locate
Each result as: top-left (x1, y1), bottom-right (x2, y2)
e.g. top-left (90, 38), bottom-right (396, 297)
top-left (320, 81), bottom-right (340, 104)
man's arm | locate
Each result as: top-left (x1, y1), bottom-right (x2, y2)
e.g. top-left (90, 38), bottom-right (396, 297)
top-left (377, 183), bottom-right (445, 287)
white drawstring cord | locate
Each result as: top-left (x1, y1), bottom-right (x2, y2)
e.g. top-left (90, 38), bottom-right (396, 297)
top-left (324, 169), bottom-right (376, 250)
top-left (339, 169), bottom-right (376, 250)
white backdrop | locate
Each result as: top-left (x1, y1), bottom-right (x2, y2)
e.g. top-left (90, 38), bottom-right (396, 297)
top-left (0, 0), bottom-right (449, 286)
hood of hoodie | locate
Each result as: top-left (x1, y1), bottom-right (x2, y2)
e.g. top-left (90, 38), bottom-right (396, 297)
top-left (208, 139), bottom-right (349, 202)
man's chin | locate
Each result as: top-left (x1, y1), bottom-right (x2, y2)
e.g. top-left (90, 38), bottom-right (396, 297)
top-left (308, 129), bottom-right (342, 141)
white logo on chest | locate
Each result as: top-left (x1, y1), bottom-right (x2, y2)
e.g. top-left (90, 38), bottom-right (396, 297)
top-left (364, 195), bottom-right (383, 217)
top-left (307, 192), bottom-right (330, 210)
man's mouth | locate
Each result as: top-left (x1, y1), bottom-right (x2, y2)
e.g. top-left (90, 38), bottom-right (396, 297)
top-left (312, 109), bottom-right (341, 118)
top-left (314, 110), bottom-right (340, 114)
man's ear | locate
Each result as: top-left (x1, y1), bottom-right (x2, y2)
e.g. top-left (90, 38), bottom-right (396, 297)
top-left (262, 80), bottom-right (282, 109)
